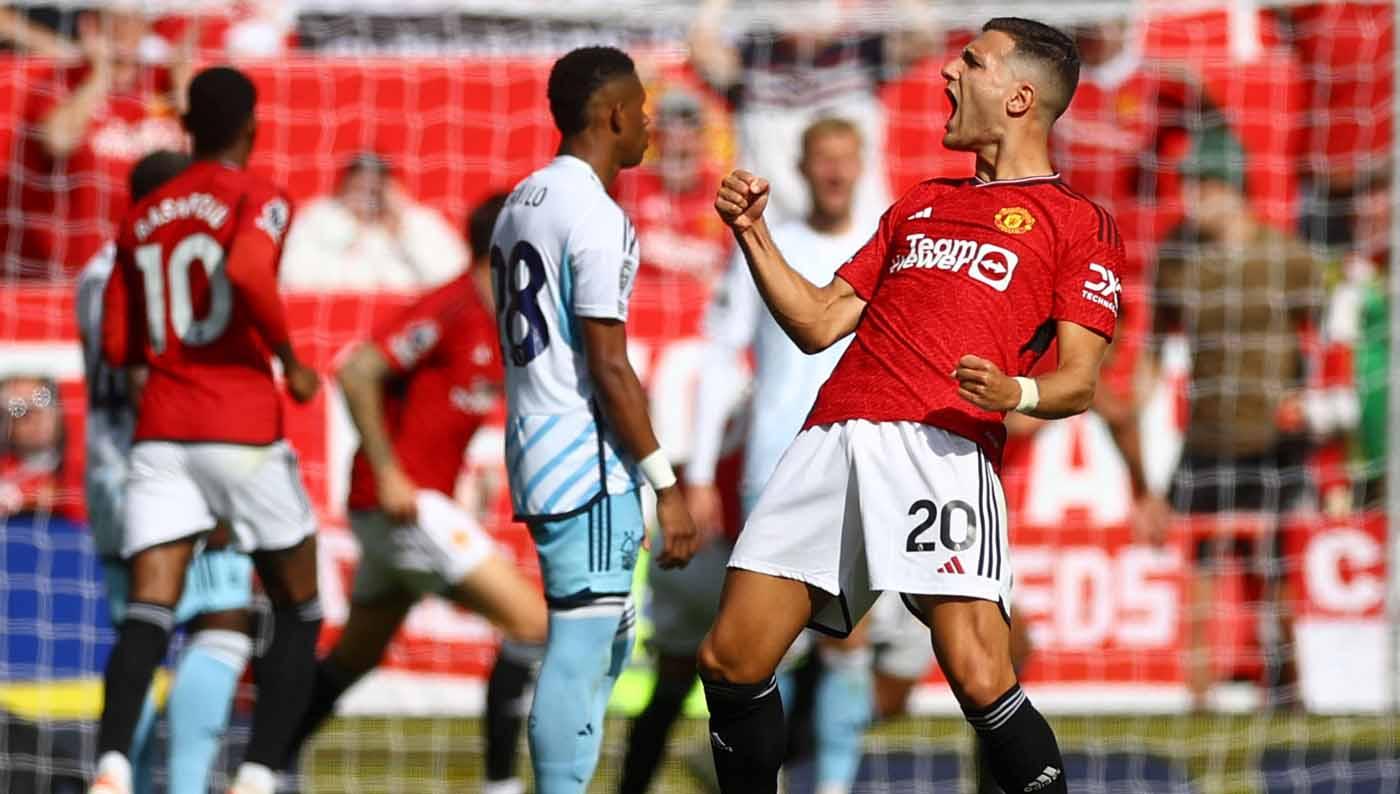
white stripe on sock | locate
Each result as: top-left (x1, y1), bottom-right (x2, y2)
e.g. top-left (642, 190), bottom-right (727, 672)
top-left (187, 629), bottom-right (253, 671)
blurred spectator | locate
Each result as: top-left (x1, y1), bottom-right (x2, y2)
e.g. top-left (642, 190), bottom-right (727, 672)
top-left (1057, 16), bottom-right (1217, 544)
top-left (1315, 174), bottom-right (1390, 512)
top-left (4, 7), bottom-right (190, 278)
top-left (280, 152), bottom-right (467, 293)
top-left (0, 9), bottom-right (77, 57)
top-left (1284, 2), bottom-right (1394, 245)
top-left (1347, 177), bottom-right (1390, 510)
top-left (687, 0), bottom-right (937, 226)
top-left (0, 375), bottom-right (64, 517)
top-left (1150, 125), bottom-right (1324, 710)
top-left (613, 87), bottom-right (731, 341)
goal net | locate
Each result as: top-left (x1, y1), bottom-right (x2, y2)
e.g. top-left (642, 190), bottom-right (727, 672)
top-left (1, 1), bottom-right (1396, 792)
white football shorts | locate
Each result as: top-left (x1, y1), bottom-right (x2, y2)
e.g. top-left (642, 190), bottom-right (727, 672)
top-left (349, 489), bottom-right (496, 604)
top-left (123, 440), bottom-right (317, 558)
top-left (729, 419), bottom-right (1011, 637)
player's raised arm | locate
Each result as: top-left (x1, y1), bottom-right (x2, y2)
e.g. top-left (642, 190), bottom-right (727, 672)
top-left (716, 170), bottom-right (867, 354)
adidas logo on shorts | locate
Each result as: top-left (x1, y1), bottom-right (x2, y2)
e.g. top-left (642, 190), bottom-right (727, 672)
top-left (1024, 766), bottom-right (1061, 792)
top-left (937, 556), bottom-right (966, 575)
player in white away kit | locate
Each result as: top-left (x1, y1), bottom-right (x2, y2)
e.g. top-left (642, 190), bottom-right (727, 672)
top-left (78, 150), bottom-right (255, 794)
top-left (492, 47), bottom-right (698, 793)
top-left (698, 19), bottom-right (1123, 794)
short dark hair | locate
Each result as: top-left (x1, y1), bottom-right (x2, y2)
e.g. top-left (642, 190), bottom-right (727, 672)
top-left (128, 150), bottom-right (191, 202)
top-left (983, 17), bottom-right (1080, 120)
top-left (548, 46), bottom-right (637, 137)
top-left (183, 66), bottom-right (257, 154)
top-left (467, 191), bottom-right (510, 261)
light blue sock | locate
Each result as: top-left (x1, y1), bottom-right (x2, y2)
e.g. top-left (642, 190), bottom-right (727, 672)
top-left (165, 630), bottom-right (252, 794)
top-left (130, 689), bottom-right (160, 794)
top-left (813, 645), bottom-right (874, 794)
top-left (777, 670), bottom-right (797, 711)
top-left (528, 604), bottom-right (627, 794)
top-left (582, 602), bottom-right (635, 772)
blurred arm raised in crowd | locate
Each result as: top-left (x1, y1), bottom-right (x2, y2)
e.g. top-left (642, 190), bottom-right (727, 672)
top-left (0, 9), bottom-right (76, 59)
top-left (887, 0), bottom-right (940, 73)
top-left (688, 0), bottom-right (742, 91)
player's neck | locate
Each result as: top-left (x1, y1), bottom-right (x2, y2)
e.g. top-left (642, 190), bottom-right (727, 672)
top-left (192, 144), bottom-right (249, 170)
top-left (974, 136), bottom-right (1054, 183)
top-left (558, 139), bottom-right (620, 187)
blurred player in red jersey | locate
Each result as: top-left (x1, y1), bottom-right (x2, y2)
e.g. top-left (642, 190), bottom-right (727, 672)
top-left (278, 193), bottom-right (547, 783)
top-left (613, 87), bottom-right (731, 341)
top-left (93, 67), bottom-right (323, 794)
top-left (698, 19), bottom-right (1123, 794)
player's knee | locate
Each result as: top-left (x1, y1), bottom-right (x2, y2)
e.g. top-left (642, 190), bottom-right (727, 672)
top-left (128, 544), bottom-right (194, 605)
top-left (503, 604), bottom-right (548, 646)
top-left (697, 631), bottom-right (771, 686)
top-left (942, 647), bottom-right (1013, 709)
top-left (254, 539), bottom-right (319, 607)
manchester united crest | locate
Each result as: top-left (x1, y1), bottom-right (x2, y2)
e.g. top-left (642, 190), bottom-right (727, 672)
top-left (994, 207), bottom-right (1035, 235)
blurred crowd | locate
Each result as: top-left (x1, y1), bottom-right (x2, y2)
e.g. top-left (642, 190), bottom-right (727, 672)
top-left (0, 0), bottom-right (1393, 708)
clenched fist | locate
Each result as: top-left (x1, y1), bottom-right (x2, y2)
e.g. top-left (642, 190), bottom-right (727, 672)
top-left (715, 170), bottom-right (770, 232)
top-left (953, 354), bottom-right (1022, 413)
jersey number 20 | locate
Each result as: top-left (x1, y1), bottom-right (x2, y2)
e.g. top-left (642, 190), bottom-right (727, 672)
top-left (492, 241), bottom-right (550, 366)
top-left (134, 233), bottom-right (232, 354)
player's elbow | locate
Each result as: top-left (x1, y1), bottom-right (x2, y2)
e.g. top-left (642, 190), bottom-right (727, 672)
top-left (793, 332), bottom-right (829, 356)
top-left (336, 344), bottom-right (385, 393)
top-left (588, 351), bottom-right (636, 394)
top-left (790, 321), bottom-right (842, 355)
top-left (1062, 376), bottom-right (1097, 416)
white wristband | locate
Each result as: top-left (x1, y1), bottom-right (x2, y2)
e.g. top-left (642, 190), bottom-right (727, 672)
top-left (1013, 376), bottom-right (1040, 413)
top-left (639, 449), bottom-right (678, 492)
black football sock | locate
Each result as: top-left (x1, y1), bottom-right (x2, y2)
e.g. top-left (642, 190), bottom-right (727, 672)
top-left (245, 598), bottom-right (323, 769)
top-left (98, 602), bottom-right (175, 757)
top-left (619, 670), bottom-right (694, 794)
top-left (702, 675), bottom-right (786, 794)
top-left (963, 684), bottom-right (1066, 794)
top-left (282, 654), bottom-right (361, 770)
top-left (483, 650), bottom-right (535, 782)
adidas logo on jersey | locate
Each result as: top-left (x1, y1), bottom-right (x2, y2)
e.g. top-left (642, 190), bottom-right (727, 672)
top-left (1024, 766), bottom-right (1061, 792)
top-left (907, 206), bottom-right (932, 220)
top-left (890, 234), bottom-right (1020, 292)
top-left (1081, 262), bottom-right (1121, 315)
top-left (937, 556), bottom-right (966, 574)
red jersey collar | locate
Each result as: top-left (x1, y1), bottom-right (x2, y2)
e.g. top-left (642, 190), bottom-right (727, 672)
top-left (973, 173), bottom-right (1061, 187)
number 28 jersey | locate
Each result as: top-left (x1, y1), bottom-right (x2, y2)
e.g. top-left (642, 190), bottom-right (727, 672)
top-left (105, 160), bottom-right (293, 446)
top-left (492, 155), bottom-right (643, 520)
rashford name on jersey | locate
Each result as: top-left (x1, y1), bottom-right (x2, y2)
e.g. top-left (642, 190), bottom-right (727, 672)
top-left (104, 161), bottom-right (294, 447)
top-left (804, 174), bottom-right (1125, 465)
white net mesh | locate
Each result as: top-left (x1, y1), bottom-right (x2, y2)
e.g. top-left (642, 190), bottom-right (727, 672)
top-left (1, 1), bottom-right (1397, 793)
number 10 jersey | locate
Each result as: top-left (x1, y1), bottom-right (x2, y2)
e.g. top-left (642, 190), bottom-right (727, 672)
top-left (105, 160), bottom-right (294, 446)
top-left (491, 155), bottom-right (644, 520)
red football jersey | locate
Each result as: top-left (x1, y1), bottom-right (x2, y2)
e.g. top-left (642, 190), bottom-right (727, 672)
top-left (805, 175), bottom-right (1124, 464)
top-left (104, 160), bottom-right (294, 445)
top-left (346, 273), bottom-right (504, 512)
